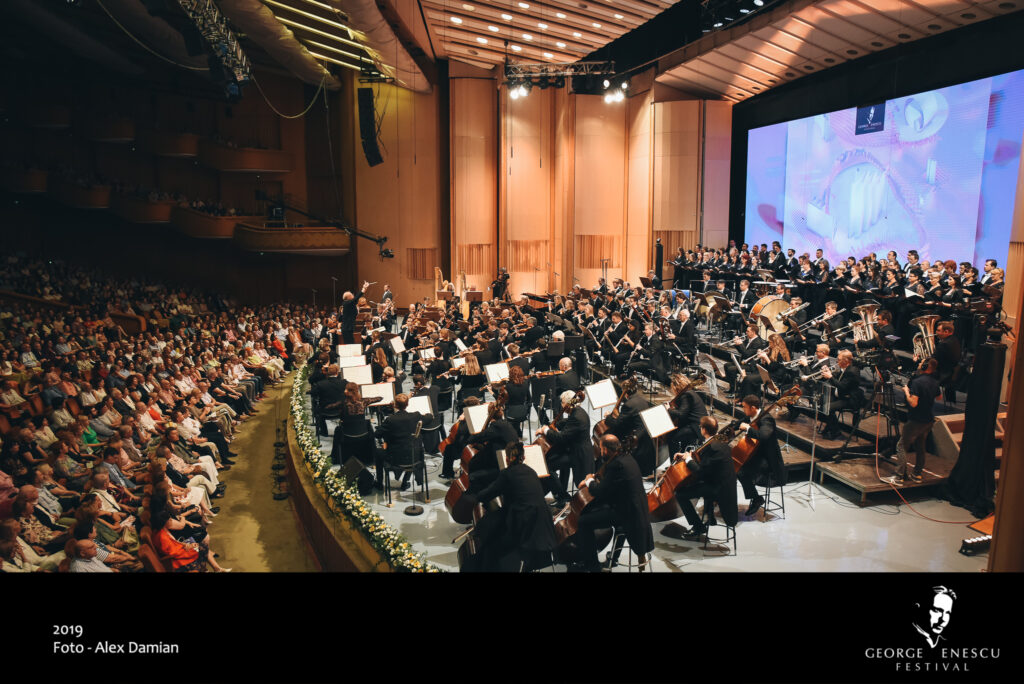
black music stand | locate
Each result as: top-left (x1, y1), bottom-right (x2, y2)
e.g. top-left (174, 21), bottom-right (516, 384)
top-left (546, 340), bottom-right (565, 359)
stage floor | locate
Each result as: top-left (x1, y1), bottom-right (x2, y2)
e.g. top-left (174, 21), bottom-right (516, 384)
top-left (306, 386), bottom-right (988, 573)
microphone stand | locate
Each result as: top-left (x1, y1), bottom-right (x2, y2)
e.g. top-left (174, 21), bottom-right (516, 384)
top-left (791, 382), bottom-right (826, 511)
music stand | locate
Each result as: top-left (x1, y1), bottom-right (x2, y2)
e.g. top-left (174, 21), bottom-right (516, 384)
top-left (436, 291), bottom-right (453, 302)
top-left (564, 335), bottom-right (583, 351)
top-left (639, 277), bottom-right (654, 289)
top-left (546, 340), bottom-right (565, 358)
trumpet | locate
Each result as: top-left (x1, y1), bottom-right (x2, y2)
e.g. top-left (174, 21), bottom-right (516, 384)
top-left (800, 365), bottom-right (832, 382)
top-left (783, 355), bottom-right (810, 369)
top-left (740, 347), bottom-right (770, 365)
top-left (776, 301), bottom-right (810, 321)
top-left (798, 307), bottom-right (847, 332)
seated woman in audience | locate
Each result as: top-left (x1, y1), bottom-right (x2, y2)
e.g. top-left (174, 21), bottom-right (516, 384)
top-left (52, 439), bottom-right (91, 491)
top-left (12, 492), bottom-right (70, 555)
top-left (151, 508), bottom-right (230, 573)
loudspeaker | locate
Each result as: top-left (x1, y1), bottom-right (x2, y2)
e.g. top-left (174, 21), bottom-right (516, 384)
top-left (341, 457), bottom-right (376, 496)
top-left (357, 87), bottom-right (384, 167)
top-left (654, 238), bottom-right (664, 284)
top-left (945, 342), bottom-right (1003, 516)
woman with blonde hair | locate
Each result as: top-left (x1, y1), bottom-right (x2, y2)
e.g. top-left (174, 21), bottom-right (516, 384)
top-left (457, 353), bottom-right (485, 403)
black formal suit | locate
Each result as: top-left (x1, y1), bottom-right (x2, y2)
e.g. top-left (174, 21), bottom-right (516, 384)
top-left (310, 377), bottom-right (348, 434)
top-left (467, 418), bottom-right (520, 486)
top-left (555, 369), bottom-right (581, 394)
top-left (821, 364), bottom-right (865, 437)
top-left (374, 409), bottom-right (425, 484)
top-left (508, 356), bottom-right (531, 377)
top-left (341, 298), bottom-right (360, 344)
top-left (667, 390), bottom-right (707, 453)
top-left (543, 406), bottom-right (595, 489)
top-left (529, 351), bottom-right (552, 373)
top-left (725, 336), bottom-right (767, 391)
top-left (604, 394), bottom-right (656, 475)
top-left (735, 288), bottom-right (755, 315)
top-left (738, 412), bottom-right (786, 499)
top-left (576, 451), bottom-right (654, 569)
top-left (472, 462), bottom-right (558, 570)
top-left (627, 333), bottom-right (667, 383)
top-left (675, 439), bottom-right (738, 528)
top-left (413, 384), bottom-right (446, 453)
top-left (523, 325), bottom-right (547, 349)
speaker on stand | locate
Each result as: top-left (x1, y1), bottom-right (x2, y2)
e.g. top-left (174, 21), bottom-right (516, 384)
top-left (654, 238), bottom-right (664, 287)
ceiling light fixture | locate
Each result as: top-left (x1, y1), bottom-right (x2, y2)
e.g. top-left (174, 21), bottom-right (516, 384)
top-left (450, 16), bottom-right (462, 24)
top-left (488, 25), bottom-right (500, 32)
top-left (501, 13), bottom-right (512, 20)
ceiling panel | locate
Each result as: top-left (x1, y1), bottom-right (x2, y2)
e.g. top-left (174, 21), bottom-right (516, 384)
top-left (422, 0), bottom-right (684, 68)
top-left (656, 0), bottom-right (1023, 101)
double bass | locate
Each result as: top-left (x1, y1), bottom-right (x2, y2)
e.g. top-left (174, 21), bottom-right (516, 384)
top-left (727, 385), bottom-right (802, 471)
top-left (444, 388), bottom-right (509, 524)
top-left (646, 423), bottom-right (739, 522)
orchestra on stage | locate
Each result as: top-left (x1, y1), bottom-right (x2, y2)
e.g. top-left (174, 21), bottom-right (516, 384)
top-left (306, 242), bottom-right (1006, 571)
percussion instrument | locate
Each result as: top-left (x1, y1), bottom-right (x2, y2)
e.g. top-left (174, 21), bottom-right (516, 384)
top-left (749, 295), bottom-right (789, 339)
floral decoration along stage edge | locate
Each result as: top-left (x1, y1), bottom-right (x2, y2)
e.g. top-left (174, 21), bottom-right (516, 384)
top-left (290, 363), bottom-right (440, 573)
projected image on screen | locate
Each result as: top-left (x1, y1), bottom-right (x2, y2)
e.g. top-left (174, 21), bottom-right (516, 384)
top-left (745, 69), bottom-right (1024, 267)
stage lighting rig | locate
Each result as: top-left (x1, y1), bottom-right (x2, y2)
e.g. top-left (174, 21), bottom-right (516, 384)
top-left (504, 60), bottom-right (613, 98)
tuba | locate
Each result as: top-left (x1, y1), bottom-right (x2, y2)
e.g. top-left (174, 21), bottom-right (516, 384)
top-left (910, 314), bottom-right (940, 358)
top-left (852, 303), bottom-right (879, 340)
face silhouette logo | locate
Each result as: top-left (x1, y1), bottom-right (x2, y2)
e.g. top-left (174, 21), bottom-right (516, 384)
top-left (867, 107), bottom-right (875, 124)
top-left (913, 586), bottom-right (956, 648)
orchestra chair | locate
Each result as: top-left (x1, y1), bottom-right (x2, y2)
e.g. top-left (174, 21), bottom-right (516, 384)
top-left (520, 549), bottom-right (560, 573)
top-left (436, 386), bottom-right (454, 413)
top-left (831, 406), bottom-right (866, 464)
top-left (384, 422), bottom-right (429, 515)
top-left (504, 395), bottom-right (532, 440)
top-left (701, 508), bottom-right (737, 557)
top-left (419, 408), bottom-right (445, 458)
top-left (759, 473), bottom-right (786, 522)
top-left (530, 376), bottom-right (555, 421)
top-left (605, 527), bottom-right (652, 573)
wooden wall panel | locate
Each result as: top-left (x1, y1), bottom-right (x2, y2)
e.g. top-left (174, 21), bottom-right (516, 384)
top-left (504, 87), bottom-right (555, 297)
top-left (573, 94), bottom-right (627, 288)
top-left (652, 100), bottom-right (701, 247)
top-left (355, 83), bottom-right (444, 306)
top-left (450, 76), bottom-right (498, 293)
top-left (654, 230), bottom-right (699, 262)
top-left (552, 88), bottom-right (575, 295)
top-left (575, 235), bottom-right (621, 269)
top-left (625, 90), bottom-right (654, 284)
top-left (407, 247), bottom-right (439, 280)
top-left (702, 100), bottom-right (733, 249)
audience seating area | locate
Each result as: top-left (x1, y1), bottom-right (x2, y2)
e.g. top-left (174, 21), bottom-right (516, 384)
top-left (0, 255), bottom-right (313, 572)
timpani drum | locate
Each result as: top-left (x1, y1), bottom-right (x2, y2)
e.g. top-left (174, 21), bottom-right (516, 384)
top-left (749, 295), bottom-right (789, 339)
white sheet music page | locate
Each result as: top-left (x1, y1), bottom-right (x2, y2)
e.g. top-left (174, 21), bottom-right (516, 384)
top-left (585, 379), bottom-right (618, 409)
top-left (407, 395), bottom-right (432, 417)
top-left (361, 382), bottom-right (394, 407)
top-left (640, 404), bottom-right (675, 439)
top-left (342, 364), bottom-right (373, 386)
top-left (464, 403), bottom-right (492, 434)
top-left (390, 337), bottom-right (406, 354)
top-left (337, 344), bottom-right (363, 358)
top-left (484, 362), bottom-right (510, 384)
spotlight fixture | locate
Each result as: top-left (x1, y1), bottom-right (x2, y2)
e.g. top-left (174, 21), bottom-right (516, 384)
top-left (603, 79), bottom-right (610, 88)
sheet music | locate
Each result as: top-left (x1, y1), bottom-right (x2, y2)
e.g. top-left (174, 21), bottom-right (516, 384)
top-left (451, 356), bottom-right (467, 369)
top-left (454, 338), bottom-right (468, 352)
top-left (407, 395), bottom-right (432, 417)
top-left (389, 337), bottom-right (406, 354)
top-left (361, 382), bottom-right (394, 407)
top-left (522, 444), bottom-right (549, 477)
top-left (464, 403), bottom-right (492, 434)
top-left (484, 362), bottom-right (510, 384)
top-left (640, 404), bottom-right (675, 439)
top-left (342, 364), bottom-right (373, 386)
top-left (338, 356), bottom-right (365, 368)
top-left (496, 445), bottom-right (549, 477)
top-left (585, 379), bottom-right (618, 409)
top-left (904, 288), bottom-right (923, 299)
top-left (337, 344), bottom-right (363, 358)
top-left (419, 347), bottom-right (436, 360)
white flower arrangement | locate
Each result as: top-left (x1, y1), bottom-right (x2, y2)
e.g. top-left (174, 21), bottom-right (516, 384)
top-left (290, 363), bottom-right (439, 573)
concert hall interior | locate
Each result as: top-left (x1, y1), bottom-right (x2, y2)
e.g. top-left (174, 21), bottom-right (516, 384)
top-left (3, 0), bottom-right (1024, 575)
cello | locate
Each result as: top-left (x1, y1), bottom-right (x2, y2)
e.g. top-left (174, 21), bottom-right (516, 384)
top-left (532, 389), bottom-right (585, 455)
top-left (647, 423), bottom-right (739, 522)
top-left (591, 377), bottom-right (638, 450)
top-left (728, 385), bottom-right (802, 471)
top-left (552, 433), bottom-right (637, 561)
top-left (444, 388), bottom-right (508, 524)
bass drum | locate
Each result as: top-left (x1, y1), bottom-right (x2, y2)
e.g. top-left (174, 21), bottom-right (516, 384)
top-left (749, 295), bottom-right (789, 340)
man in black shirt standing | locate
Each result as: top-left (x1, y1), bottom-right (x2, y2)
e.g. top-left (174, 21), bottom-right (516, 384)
top-left (889, 358), bottom-right (940, 485)
top-left (340, 281), bottom-right (370, 344)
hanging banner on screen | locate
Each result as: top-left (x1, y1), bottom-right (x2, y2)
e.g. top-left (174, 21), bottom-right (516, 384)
top-left (855, 103), bottom-right (886, 135)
